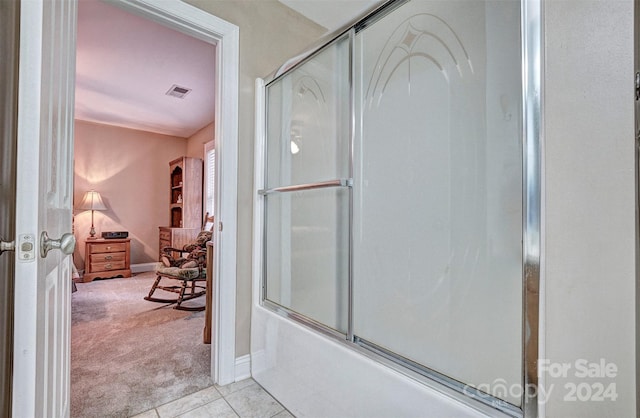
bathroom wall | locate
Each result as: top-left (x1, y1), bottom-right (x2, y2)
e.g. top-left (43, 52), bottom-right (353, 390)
top-left (543, 0), bottom-right (636, 416)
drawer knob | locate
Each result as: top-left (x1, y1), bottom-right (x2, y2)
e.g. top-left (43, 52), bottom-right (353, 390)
top-left (105, 255), bottom-right (113, 260)
top-left (105, 263), bottom-right (112, 269)
top-left (106, 246), bottom-right (111, 250)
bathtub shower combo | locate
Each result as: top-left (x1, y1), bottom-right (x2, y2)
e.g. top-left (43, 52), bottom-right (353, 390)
top-left (253, 0), bottom-right (540, 416)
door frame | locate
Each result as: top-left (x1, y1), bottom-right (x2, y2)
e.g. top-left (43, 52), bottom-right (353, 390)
top-left (114, 0), bottom-right (239, 385)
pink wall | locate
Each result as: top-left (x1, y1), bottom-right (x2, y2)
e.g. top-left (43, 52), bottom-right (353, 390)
top-left (74, 120), bottom-right (188, 269)
top-left (186, 121), bottom-right (214, 159)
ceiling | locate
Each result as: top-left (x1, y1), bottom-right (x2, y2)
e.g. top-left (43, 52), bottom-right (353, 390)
top-left (278, 0), bottom-right (382, 32)
top-left (75, 0), bottom-right (380, 138)
top-left (75, 0), bottom-right (216, 138)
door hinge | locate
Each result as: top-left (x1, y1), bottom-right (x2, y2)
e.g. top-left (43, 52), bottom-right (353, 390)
top-left (635, 72), bottom-right (639, 100)
top-left (219, 221), bottom-right (223, 232)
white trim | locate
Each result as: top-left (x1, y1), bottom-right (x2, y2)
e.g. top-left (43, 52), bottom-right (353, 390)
top-left (13, 2), bottom-right (44, 415)
top-left (250, 77), bottom-right (265, 388)
top-left (252, 78), bottom-right (266, 309)
top-left (114, 0), bottom-right (239, 386)
top-left (235, 355), bottom-right (252, 381)
top-left (213, 9), bottom-right (239, 387)
top-left (130, 262), bottom-right (157, 273)
top-left (250, 78), bottom-right (265, 387)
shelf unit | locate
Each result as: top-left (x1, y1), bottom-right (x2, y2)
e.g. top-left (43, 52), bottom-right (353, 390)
top-left (159, 156), bottom-right (203, 258)
top-left (168, 156), bottom-right (203, 229)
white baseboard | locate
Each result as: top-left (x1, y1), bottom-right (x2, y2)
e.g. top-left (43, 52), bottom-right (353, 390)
top-left (131, 262), bottom-right (157, 273)
top-left (235, 354), bottom-right (251, 381)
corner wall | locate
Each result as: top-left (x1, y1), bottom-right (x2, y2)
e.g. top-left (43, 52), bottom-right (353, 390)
top-left (73, 120), bottom-right (188, 269)
top-left (186, 122), bottom-right (214, 159)
top-left (543, 0), bottom-right (636, 415)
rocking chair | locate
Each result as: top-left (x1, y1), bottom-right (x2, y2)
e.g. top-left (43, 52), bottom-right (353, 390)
top-left (144, 228), bottom-right (212, 311)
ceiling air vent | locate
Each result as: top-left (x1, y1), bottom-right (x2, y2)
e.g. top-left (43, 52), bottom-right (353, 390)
top-left (166, 84), bottom-right (192, 99)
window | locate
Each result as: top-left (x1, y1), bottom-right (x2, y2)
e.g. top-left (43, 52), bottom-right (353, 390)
top-left (204, 140), bottom-right (215, 217)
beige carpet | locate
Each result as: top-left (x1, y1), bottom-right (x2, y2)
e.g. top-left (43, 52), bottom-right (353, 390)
top-left (71, 272), bottom-right (212, 417)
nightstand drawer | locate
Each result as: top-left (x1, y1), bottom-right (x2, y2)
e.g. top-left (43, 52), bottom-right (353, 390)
top-left (90, 252), bottom-right (125, 263)
top-left (90, 242), bottom-right (126, 253)
top-left (90, 260), bottom-right (126, 271)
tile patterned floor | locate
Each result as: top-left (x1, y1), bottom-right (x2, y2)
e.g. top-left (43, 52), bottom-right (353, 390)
top-left (131, 378), bottom-right (294, 418)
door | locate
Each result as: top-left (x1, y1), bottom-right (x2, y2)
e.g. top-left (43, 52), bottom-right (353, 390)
top-left (12, 0), bottom-right (77, 417)
top-left (0, 1), bottom-right (20, 416)
top-left (352, 0), bottom-right (523, 408)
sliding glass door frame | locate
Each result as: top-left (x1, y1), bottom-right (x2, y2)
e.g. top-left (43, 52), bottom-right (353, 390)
top-left (521, 1), bottom-right (542, 416)
top-left (256, 0), bottom-right (542, 416)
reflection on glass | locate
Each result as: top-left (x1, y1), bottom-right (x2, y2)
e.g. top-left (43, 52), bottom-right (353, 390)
top-left (352, 0), bottom-right (523, 406)
top-left (266, 36), bottom-right (350, 189)
top-left (265, 188), bottom-right (349, 333)
top-left (264, 36), bottom-right (350, 333)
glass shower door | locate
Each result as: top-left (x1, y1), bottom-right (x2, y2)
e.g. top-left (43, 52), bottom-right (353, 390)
top-left (263, 35), bottom-right (350, 334)
top-left (261, 0), bottom-right (532, 411)
top-left (352, 0), bottom-right (524, 407)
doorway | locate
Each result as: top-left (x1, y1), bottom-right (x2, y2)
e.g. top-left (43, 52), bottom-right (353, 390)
top-left (113, 0), bottom-right (238, 386)
top-left (71, 0), bottom-right (239, 408)
top-left (10, 0), bottom-right (237, 414)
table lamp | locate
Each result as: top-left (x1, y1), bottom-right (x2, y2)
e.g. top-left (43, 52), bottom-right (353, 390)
top-left (78, 190), bottom-right (107, 239)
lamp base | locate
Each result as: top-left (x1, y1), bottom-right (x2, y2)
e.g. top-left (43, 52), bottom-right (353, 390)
top-left (86, 236), bottom-right (99, 241)
top-left (89, 223), bottom-right (98, 240)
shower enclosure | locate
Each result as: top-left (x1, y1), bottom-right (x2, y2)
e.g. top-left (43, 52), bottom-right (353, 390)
top-left (253, 0), bottom-right (540, 416)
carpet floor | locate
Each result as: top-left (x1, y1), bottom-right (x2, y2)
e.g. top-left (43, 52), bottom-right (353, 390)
top-left (71, 272), bottom-right (212, 418)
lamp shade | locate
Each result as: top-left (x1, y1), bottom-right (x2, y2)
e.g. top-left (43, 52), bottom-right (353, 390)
top-left (78, 190), bottom-right (107, 211)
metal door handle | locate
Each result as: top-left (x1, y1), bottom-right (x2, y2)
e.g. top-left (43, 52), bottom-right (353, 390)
top-left (0, 237), bottom-right (15, 256)
top-left (40, 232), bottom-right (75, 258)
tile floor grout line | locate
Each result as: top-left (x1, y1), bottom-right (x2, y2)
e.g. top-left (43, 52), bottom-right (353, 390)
top-left (221, 396), bottom-right (242, 418)
top-left (172, 386), bottom-right (225, 418)
top-left (130, 378), bottom-right (290, 418)
top-left (154, 382), bottom-right (229, 418)
top-left (268, 407), bottom-right (286, 418)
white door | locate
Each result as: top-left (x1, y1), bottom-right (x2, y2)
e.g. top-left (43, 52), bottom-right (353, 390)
top-left (13, 0), bottom-right (77, 417)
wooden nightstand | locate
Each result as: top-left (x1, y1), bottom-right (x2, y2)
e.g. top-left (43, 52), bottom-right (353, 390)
top-left (83, 238), bottom-right (131, 283)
